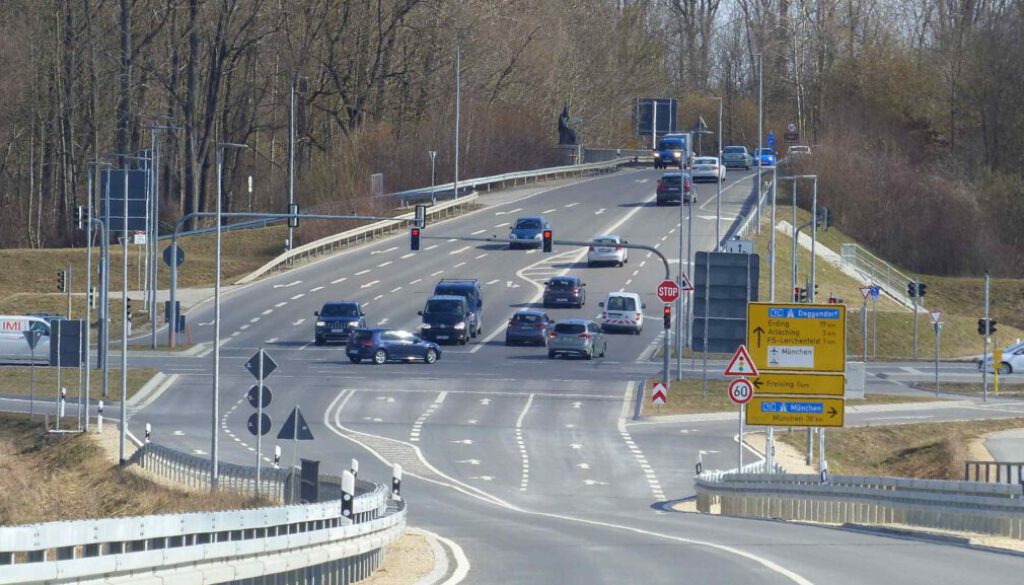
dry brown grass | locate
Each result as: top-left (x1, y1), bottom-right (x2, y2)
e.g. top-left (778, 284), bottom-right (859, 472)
top-left (776, 417), bottom-right (1024, 479)
top-left (0, 413), bottom-right (256, 525)
top-left (0, 367), bottom-right (157, 400)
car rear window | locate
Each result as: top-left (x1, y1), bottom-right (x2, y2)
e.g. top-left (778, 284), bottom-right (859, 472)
top-left (548, 278), bottom-right (576, 288)
top-left (425, 299), bottom-right (463, 314)
top-left (515, 219), bottom-right (542, 229)
top-left (593, 238), bottom-right (617, 246)
top-left (606, 296), bottom-right (636, 311)
top-left (723, 146), bottom-right (745, 154)
top-left (660, 175), bottom-right (681, 187)
top-left (554, 323), bottom-right (585, 334)
top-left (512, 314), bottom-right (543, 324)
top-left (352, 330), bottom-right (373, 342)
top-left (694, 158), bottom-right (716, 165)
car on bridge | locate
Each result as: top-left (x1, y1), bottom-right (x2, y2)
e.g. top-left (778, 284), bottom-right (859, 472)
top-left (547, 319), bottom-right (607, 359)
top-left (721, 145), bottom-right (752, 169)
top-left (313, 301), bottom-right (366, 345)
top-left (347, 328), bottom-right (441, 365)
top-left (419, 295), bottom-right (472, 345)
top-left (691, 156), bottom-right (726, 183)
top-left (652, 134), bottom-right (690, 169)
top-left (599, 292), bottom-right (645, 334)
top-left (543, 276), bottom-right (586, 308)
top-left (509, 216), bottom-right (549, 249)
top-left (505, 310), bottom-right (552, 346)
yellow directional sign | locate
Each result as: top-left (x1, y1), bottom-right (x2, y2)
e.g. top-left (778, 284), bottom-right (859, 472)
top-left (746, 397), bottom-right (845, 428)
top-left (747, 303), bottom-right (846, 373)
top-left (750, 372), bottom-right (845, 397)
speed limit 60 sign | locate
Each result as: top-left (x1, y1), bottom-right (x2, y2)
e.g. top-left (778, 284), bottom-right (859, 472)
top-left (728, 378), bottom-right (754, 405)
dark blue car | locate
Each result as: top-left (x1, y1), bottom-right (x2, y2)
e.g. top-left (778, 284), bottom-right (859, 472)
top-left (347, 328), bottom-right (441, 365)
top-left (314, 301), bottom-right (365, 345)
top-left (505, 309), bottom-right (552, 346)
top-left (509, 216), bottom-right (549, 249)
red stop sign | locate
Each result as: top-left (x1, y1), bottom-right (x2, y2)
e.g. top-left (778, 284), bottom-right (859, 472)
top-left (657, 280), bottom-right (680, 303)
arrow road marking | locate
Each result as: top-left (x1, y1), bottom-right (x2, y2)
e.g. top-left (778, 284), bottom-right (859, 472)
top-left (273, 280), bottom-right (301, 288)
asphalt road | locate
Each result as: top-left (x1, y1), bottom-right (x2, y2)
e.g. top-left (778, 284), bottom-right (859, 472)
top-left (29, 167), bottom-right (1024, 583)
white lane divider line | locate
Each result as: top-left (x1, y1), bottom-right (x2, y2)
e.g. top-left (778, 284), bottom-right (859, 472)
top-left (371, 246), bottom-right (398, 255)
top-left (249, 317), bottom-right (260, 323)
top-left (495, 207), bottom-right (523, 216)
top-left (447, 238), bottom-right (458, 242)
top-left (625, 279), bottom-right (632, 286)
top-left (331, 277), bottom-right (347, 284)
top-left (564, 202), bottom-right (580, 208)
top-left (515, 393), bottom-right (534, 492)
top-left (373, 294), bottom-right (384, 301)
top-left (377, 318), bottom-right (389, 326)
top-left (310, 286), bottom-right (324, 292)
top-left (632, 269), bottom-right (639, 277)
top-left (431, 270), bottom-right (444, 276)
top-left (485, 279), bottom-right (500, 285)
top-left (494, 222), bottom-right (510, 228)
top-left (239, 325), bottom-right (249, 331)
top-left (410, 391), bottom-right (448, 443)
top-left (542, 209), bottom-right (556, 213)
top-left (378, 261), bottom-right (393, 267)
top-left (261, 309), bottom-right (273, 315)
top-left (266, 338), bottom-right (278, 343)
top-left (292, 318), bottom-right (305, 326)
top-left (274, 301), bottom-right (288, 307)
top-left (475, 253), bottom-right (488, 260)
top-left (453, 261), bottom-right (467, 269)
top-left (594, 208), bottom-right (605, 215)
top-left (290, 293), bottom-right (305, 300)
top-left (400, 253), bottom-right (415, 259)
top-left (273, 280), bottom-right (301, 288)
top-left (409, 278), bottom-right (422, 285)
top-left (471, 229), bottom-right (486, 235)
top-left (639, 260), bottom-right (646, 268)
top-left (450, 246), bottom-right (470, 255)
top-left (425, 244), bottom-right (439, 250)
top-left (355, 269), bottom-right (371, 276)
top-left (390, 287), bottom-right (402, 293)
top-left (617, 382), bottom-right (665, 500)
top-left (361, 280), bottom-right (380, 289)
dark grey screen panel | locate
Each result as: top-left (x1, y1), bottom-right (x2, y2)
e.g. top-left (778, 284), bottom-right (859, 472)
top-left (635, 98), bottom-right (678, 136)
top-left (692, 251), bottom-right (759, 353)
top-left (48, 319), bottom-right (85, 368)
top-left (99, 169), bottom-right (149, 233)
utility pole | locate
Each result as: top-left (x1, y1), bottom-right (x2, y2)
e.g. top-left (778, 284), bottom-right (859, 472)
top-left (454, 33), bottom-right (461, 200)
top-left (676, 154), bottom-right (685, 380)
top-left (429, 150), bottom-right (438, 205)
top-left (912, 282), bottom-right (920, 359)
top-left (755, 52), bottom-right (763, 235)
top-left (119, 166), bottom-right (129, 466)
top-left (288, 75), bottom-right (296, 254)
top-left (715, 97), bottom-right (723, 246)
top-left (983, 272), bottom-right (990, 402)
top-left (810, 178), bottom-right (817, 302)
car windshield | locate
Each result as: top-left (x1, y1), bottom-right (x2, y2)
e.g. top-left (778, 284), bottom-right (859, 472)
top-left (512, 314), bottom-right (543, 324)
top-left (657, 141), bottom-right (682, 150)
top-left (548, 279), bottom-right (576, 289)
top-left (554, 323), bottom-right (586, 334)
top-left (321, 304), bottom-right (358, 317)
top-left (606, 296), bottom-right (636, 311)
top-left (723, 146), bottom-right (745, 154)
top-left (425, 299), bottom-right (464, 314)
top-left (515, 219), bottom-right (542, 230)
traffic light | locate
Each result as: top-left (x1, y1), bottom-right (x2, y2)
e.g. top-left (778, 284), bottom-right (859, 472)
top-left (542, 229), bottom-right (553, 253)
top-left (126, 297), bottom-right (133, 323)
top-left (410, 227), bottom-right (420, 251)
top-left (793, 287), bottom-right (801, 302)
top-left (918, 282), bottom-right (927, 297)
top-left (907, 282), bottom-right (917, 298)
top-left (663, 305), bottom-right (671, 329)
top-left (978, 318), bottom-right (997, 335)
top-left (812, 284), bottom-right (819, 301)
top-left (88, 287), bottom-right (96, 310)
top-left (288, 203), bottom-right (299, 228)
top-left (990, 319), bottom-right (998, 334)
top-left (415, 204), bottom-right (427, 229)
top-left (57, 270), bottom-right (66, 293)
top-left (828, 294), bottom-right (837, 304)
top-left (799, 288), bottom-right (808, 303)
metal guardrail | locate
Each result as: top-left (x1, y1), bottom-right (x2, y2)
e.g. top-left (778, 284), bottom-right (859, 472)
top-left (696, 470), bottom-right (1024, 539)
top-left (840, 243), bottom-right (921, 310)
top-left (235, 194), bottom-right (479, 285)
top-left (0, 441), bottom-right (404, 584)
top-left (386, 156), bottom-right (635, 204)
top-left (727, 171), bottom-right (775, 245)
top-left (965, 460), bottom-right (1024, 485)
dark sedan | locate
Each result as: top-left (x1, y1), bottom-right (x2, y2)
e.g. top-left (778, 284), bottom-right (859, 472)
top-left (314, 301), bottom-right (366, 345)
top-left (542, 276), bottom-right (586, 308)
top-left (505, 310), bottom-right (552, 346)
top-left (347, 328), bottom-right (441, 365)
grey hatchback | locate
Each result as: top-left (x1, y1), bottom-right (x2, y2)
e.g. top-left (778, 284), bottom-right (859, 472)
top-left (547, 319), bottom-right (607, 360)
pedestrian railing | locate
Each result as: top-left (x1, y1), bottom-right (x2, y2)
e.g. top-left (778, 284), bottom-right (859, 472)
top-left (696, 470), bottom-right (1024, 539)
top-left (840, 243), bottom-right (921, 310)
top-left (965, 460), bottom-right (1024, 485)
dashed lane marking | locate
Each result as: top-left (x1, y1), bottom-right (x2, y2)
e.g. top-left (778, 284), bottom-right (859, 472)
top-left (355, 269), bottom-right (371, 276)
top-left (378, 261), bottom-right (393, 267)
top-left (409, 278), bottom-right (422, 285)
top-left (292, 318), bottom-right (305, 326)
top-left (290, 293), bottom-right (304, 300)
top-left (426, 244), bottom-right (439, 250)
top-left (471, 229), bottom-right (486, 235)
top-left (331, 277), bottom-right (347, 284)
top-left (361, 280), bottom-right (380, 288)
top-left (515, 394), bottom-right (534, 492)
top-left (310, 286), bottom-right (324, 292)
top-left (261, 309), bottom-right (273, 315)
top-left (274, 301), bottom-right (288, 307)
top-left (401, 253), bottom-right (415, 259)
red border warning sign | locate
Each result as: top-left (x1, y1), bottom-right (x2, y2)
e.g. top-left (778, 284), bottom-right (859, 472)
top-left (724, 345), bottom-right (760, 377)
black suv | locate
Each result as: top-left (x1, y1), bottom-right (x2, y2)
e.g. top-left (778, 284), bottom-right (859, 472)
top-left (656, 172), bottom-right (694, 206)
top-left (543, 276), bottom-right (586, 308)
top-left (433, 279), bottom-right (483, 337)
top-left (314, 301), bottom-right (366, 345)
top-left (419, 295), bottom-right (472, 345)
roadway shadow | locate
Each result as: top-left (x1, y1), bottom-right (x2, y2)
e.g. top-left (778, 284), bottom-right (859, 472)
top-left (475, 243), bottom-right (508, 251)
top-left (618, 201), bottom-right (656, 208)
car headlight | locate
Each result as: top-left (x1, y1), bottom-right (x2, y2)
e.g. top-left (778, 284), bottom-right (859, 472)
top-left (316, 321), bottom-right (326, 327)
top-left (533, 233), bottom-right (542, 239)
top-left (673, 151), bottom-right (681, 158)
top-left (347, 321), bottom-right (359, 328)
top-left (420, 323), bottom-right (432, 330)
top-left (653, 152), bottom-right (661, 158)
top-left (453, 322), bottom-right (466, 330)
top-left (510, 233), bottom-right (518, 239)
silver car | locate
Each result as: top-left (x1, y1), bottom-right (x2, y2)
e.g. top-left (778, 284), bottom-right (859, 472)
top-left (587, 235), bottom-right (628, 267)
top-left (547, 319), bottom-right (607, 360)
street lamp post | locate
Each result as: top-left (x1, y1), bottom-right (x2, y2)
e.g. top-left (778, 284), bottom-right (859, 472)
top-left (755, 52), bottom-right (763, 235)
top-left (713, 97), bottom-right (723, 247)
top-left (212, 142), bottom-right (249, 490)
top-left (778, 175), bottom-right (818, 300)
top-left (429, 150), bottom-right (438, 205)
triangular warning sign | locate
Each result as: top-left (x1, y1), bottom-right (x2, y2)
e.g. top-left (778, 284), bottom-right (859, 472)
top-left (724, 345), bottom-right (760, 377)
top-left (860, 287), bottom-right (872, 300)
top-left (929, 310), bottom-right (942, 325)
top-left (651, 381), bottom-right (668, 405)
top-left (277, 406), bottom-right (315, 441)
top-left (679, 273), bottom-right (694, 291)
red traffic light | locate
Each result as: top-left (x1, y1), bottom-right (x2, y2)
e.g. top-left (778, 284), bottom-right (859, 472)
top-left (410, 227), bottom-right (421, 251)
top-left (542, 229), bottom-right (553, 253)
top-left (662, 304), bottom-right (671, 329)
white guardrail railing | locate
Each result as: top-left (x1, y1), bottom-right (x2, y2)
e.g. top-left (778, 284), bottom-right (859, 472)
top-left (696, 471), bottom-right (1024, 539)
top-left (0, 441), bottom-right (405, 584)
top-left (840, 243), bottom-right (921, 310)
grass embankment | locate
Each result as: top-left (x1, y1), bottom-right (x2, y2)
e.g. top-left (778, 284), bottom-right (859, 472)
top-left (0, 413), bottom-right (254, 525)
top-left (0, 367), bottom-right (158, 401)
top-left (639, 379), bottom-right (942, 416)
top-left (752, 206), bottom-right (1024, 358)
top-left (775, 418), bottom-right (1024, 480)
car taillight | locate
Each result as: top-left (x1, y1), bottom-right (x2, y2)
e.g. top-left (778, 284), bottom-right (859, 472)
top-left (360, 339), bottom-right (373, 347)
top-left (657, 184), bottom-right (664, 193)
top-left (578, 333), bottom-right (591, 340)
top-left (615, 246), bottom-right (622, 251)
top-left (535, 323), bottom-right (547, 329)
top-left (549, 332), bottom-right (557, 338)
top-left (589, 245), bottom-right (595, 251)
top-left (635, 313), bottom-right (642, 320)
top-left (684, 180), bottom-right (692, 192)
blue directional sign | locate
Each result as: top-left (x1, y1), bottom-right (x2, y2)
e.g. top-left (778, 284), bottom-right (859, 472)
top-left (747, 396), bottom-right (844, 427)
top-left (767, 132), bottom-right (776, 148)
top-left (767, 307), bottom-right (842, 320)
top-left (870, 286), bottom-right (881, 301)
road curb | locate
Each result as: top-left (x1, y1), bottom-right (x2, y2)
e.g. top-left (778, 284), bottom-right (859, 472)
top-left (126, 372), bottom-right (179, 409)
top-left (408, 527), bottom-right (469, 585)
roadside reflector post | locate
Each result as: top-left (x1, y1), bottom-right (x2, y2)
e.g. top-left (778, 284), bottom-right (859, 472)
top-left (97, 400), bottom-right (104, 434)
top-left (274, 445), bottom-right (281, 469)
top-left (392, 463), bottom-right (403, 500)
top-left (145, 422), bottom-right (152, 444)
top-left (341, 469), bottom-right (355, 521)
top-left (350, 458), bottom-right (359, 480)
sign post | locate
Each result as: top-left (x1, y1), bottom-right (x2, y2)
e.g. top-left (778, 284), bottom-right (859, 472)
top-left (870, 285), bottom-right (880, 358)
top-left (245, 349), bottom-right (278, 495)
top-left (728, 377), bottom-right (754, 470)
top-left (931, 310), bottom-right (943, 397)
top-left (724, 346), bottom-right (759, 468)
top-left (859, 287), bottom-right (871, 362)
top-left (651, 381), bottom-right (668, 413)
top-left (24, 329), bottom-right (42, 420)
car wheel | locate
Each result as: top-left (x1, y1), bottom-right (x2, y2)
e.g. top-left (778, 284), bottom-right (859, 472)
top-left (998, 362), bottom-right (1012, 375)
top-left (635, 327), bottom-right (642, 335)
top-left (459, 335), bottom-right (468, 345)
top-left (314, 337), bottom-right (325, 346)
top-left (548, 350), bottom-right (556, 359)
top-left (424, 349), bottom-right (438, 364)
top-left (372, 349), bottom-right (387, 365)
top-left (349, 357), bottom-right (361, 364)
top-left (617, 261), bottom-right (623, 267)
top-left (505, 338), bottom-right (512, 346)
top-left (600, 344), bottom-right (607, 358)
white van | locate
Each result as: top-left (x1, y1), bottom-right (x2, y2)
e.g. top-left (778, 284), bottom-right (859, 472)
top-left (599, 292), bottom-right (645, 334)
top-left (0, 316), bottom-right (52, 364)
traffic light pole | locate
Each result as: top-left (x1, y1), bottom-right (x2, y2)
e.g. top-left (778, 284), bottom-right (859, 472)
top-left (983, 272), bottom-right (989, 402)
top-left (912, 286), bottom-right (919, 359)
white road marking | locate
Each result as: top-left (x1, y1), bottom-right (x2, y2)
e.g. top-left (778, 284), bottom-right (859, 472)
top-left (564, 202), bottom-right (580, 208)
top-left (355, 269), bottom-right (372, 276)
top-left (401, 253), bottom-right (415, 259)
top-left (409, 278), bottom-right (422, 285)
top-left (542, 209), bottom-right (556, 213)
top-left (292, 319), bottom-right (305, 326)
top-left (261, 309), bottom-right (273, 316)
top-left (625, 279), bottom-right (632, 285)
top-left (572, 401), bottom-right (582, 409)
top-left (172, 430), bottom-right (185, 436)
top-left (361, 280), bottom-right (380, 289)
top-left (249, 317), bottom-right (260, 323)
top-left (618, 382), bottom-right (665, 500)
top-left (371, 246), bottom-right (398, 255)
top-left (494, 222), bottom-right (510, 228)
top-left (377, 318), bottom-right (389, 326)
top-left (274, 301), bottom-right (288, 307)
top-left (431, 270), bottom-right (444, 276)
top-left (471, 229), bottom-right (486, 235)
top-left (331, 277), bottom-right (347, 284)
top-left (469, 476), bottom-right (494, 482)
top-left (475, 253), bottom-right (488, 260)
top-left (457, 459), bottom-right (481, 465)
top-left (570, 443), bottom-right (583, 450)
top-left (451, 439), bottom-right (474, 445)
top-left (480, 398), bottom-right (491, 406)
top-left (310, 286), bottom-right (324, 292)
top-left (290, 293), bottom-right (304, 300)
top-left (447, 238), bottom-right (457, 242)
top-left (577, 463), bottom-right (590, 470)
top-left (453, 261), bottom-right (466, 269)
top-left (192, 449), bottom-right (207, 455)
top-left (266, 338), bottom-right (278, 343)
top-left (390, 287), bottom-right (402, 293)
top-left (378, 261), bottom-right (393, 267)
top-left (425, 244), bottom-right (439, 250)
top-left (632, 269), bottom-right (639, 276)
top-left (635, 178), bottom-right (649, 183)
top-left (373, 294), bottom-right (384, 301)
top-left (240, 325), bottom-right (250, 331)
top-left (273, 280), bottom-right (301, 288)
top-left (639, 260), bottom-right (646, 268)
top-left (583, 479), bottom-right (608, 486)
top-left (525, 249), bottom-right (537, 254)
top-left (466, 419), bottom-right (478, 425)
top-left (496, 207), bottom-right (523, 215)
top-left (515, 394), bottom-right (534, 492)
top-left (594, 208), bottom-right (605, 215)
top-left (450, 246), bottom-right (471, 255)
